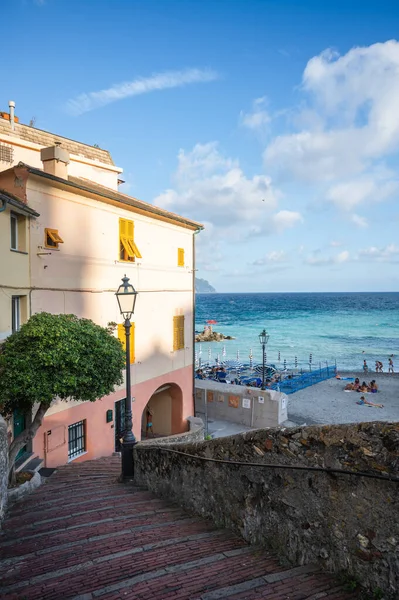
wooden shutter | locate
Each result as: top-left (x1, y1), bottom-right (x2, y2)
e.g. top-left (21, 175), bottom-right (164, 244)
top-left (178, 248), bottom-right (185, 267)
top-left (117, 323), bottom-right (135, 363)
top-left (178, 316), bottom-right (185, 349)
top-left (173, 316), bottom-right (184, 350)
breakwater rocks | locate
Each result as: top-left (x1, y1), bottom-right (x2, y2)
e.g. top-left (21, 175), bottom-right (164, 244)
top-left (195, 328), bottom-right (235, 342)
top-left (135, 422), bottom-right (399, 598)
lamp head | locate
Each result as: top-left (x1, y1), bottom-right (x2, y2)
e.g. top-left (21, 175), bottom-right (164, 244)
top-left (115, 275), bottom-right (138, 320)
top-left (259, 329), bottom-right (269, 346)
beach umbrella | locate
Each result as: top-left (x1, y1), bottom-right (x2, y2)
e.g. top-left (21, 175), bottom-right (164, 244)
top-left (283, 358), bottom-right (287, 370)
top-left (195, 351), bottom-right (198, 367)
top-left (199, 344), bottom-right (202, 357)
top-left (216, 353), bottom-right (220, 365)
top-left (222, 345), bottom-right (226, 358)
top-left (294, 356), bottom-right (298, 368)
top-left (223, 359), bottom-right (242, 370)
top-left (208, 347), bottom-right (212, 363)
top-left (264, 351), bottom-right (267, 364)
top-left (309, 353), bottom-right (313, 364)
top-left (207, 320), bottom-right (218, 324)
top-left (249, 349), bottom-right (253, 371)
top-left (236, 349), bottom-right (240, 361)
top-left (278, 351), bottom-right (281, 362)
top-left (199, 356), bottom-right (202, 368)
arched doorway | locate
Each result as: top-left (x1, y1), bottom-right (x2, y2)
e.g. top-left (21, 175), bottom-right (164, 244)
top-left (141, 383), bottom-right (184, 439)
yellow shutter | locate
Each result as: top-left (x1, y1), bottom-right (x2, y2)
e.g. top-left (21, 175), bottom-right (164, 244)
top-left (173, 315), bottom-right (184, 350)
top-left (117, 323), bottom-right (135, 364)
top-left (178, 248), bottom-right (185, 267)
top-left (119, 218), bottom-right (142, 261)
top-left (178, 315), bottom-right (185, 349)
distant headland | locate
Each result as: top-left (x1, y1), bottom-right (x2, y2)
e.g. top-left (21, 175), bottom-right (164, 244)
top-left (195, 278), bottom-right (216, 293)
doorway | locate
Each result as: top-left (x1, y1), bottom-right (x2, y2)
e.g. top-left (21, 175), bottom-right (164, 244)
top-left (114, 399), bottom-right (126, 452)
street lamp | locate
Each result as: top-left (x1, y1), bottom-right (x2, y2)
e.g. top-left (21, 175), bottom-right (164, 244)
top-left (259, 329), bottom-right (269, 390)
top-left (115, 275), bottom-right (138, 479)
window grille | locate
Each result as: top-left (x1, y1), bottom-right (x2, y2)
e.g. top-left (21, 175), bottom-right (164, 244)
top-left (68, 420), bottom-right (86, 460)
top-left (0, 143), bottom-right (13, 164)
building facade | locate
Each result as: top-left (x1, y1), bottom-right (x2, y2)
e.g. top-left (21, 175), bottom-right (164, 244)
top-left (0, 104), bottom-right (202, 468)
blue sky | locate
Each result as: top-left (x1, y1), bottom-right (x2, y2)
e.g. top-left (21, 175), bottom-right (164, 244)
top-left (4, 0), bottom-right (399, 292)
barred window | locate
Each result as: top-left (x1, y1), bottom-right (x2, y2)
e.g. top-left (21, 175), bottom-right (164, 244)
top-left (68, 420), bottom-right (86, 460)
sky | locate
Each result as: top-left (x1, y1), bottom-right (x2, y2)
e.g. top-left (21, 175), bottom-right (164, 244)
top-left (4, 0), bottom-right (399, 292)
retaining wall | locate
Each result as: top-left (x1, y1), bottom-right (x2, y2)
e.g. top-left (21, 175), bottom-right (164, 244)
top-left (134, 421), bottom-right (399, 596)
top-left (195, 380), bottom-right (287, 428)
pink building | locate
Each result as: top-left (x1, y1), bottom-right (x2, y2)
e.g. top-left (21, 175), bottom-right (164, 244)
top-left (0, 103), bottom-right (202, 468)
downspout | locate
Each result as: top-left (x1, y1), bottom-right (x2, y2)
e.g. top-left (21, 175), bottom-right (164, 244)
top-left (192, 230), bottom-right (200, 420)
top-left (0, 199), bottom-right (6, 212)
top-left (9, 100), bottom-right (15, 131)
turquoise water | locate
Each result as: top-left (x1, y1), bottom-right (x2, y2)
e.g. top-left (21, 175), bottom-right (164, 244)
top-left (195, 293), bottom-right (399, 372)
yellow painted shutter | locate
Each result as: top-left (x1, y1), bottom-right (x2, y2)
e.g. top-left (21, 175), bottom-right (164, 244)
top-left (118, 323), bottom-right (135, 364)
top-left (178, 248), bottom-right (185, 267)
top-left (173, 316), bottom-right (179, 351)
top-left (127, 220), bottom-right (134, 241)
top-left (178, 316), bottom-right (185, 349)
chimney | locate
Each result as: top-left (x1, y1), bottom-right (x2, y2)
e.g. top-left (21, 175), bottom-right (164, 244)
top-left (41, 143), bottom-right (70, 179)
top-left (9, 100), bottom-right (15, 130)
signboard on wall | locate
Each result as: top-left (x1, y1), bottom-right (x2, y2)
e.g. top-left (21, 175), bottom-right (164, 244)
top-left (228, 395), bottom-right (240, 408)
top-left (242, 398), bottom-right (251, 409)
top-left (218, 394), bottom-right (224, 403)
top-left (258, 396), bottom-right (264, 404)
top-left (207, 391), bottom-right (214, 403)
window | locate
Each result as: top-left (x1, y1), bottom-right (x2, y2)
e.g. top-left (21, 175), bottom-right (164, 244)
top-left (117, 323), bottom-right (135, 363)
top-left (68, 420), bottom-right (86, 460)
top-left (177, 248), bottom-right (185, 267)
top-left (45, 228), bottom-right (64, 249)
top-left (10, 213), bottom-right (18, 250)
top-left (173, 315), bottom-right (185, 351)
top-left (12, 296), bottom-right (20, 333)
top-left (10, 212), bottom-right (26, 252)
top-left (119, 218), bottom-right (142, 262)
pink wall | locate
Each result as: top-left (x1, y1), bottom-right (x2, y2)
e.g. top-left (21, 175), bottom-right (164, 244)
top-left (33, 364), bottom-right (193, 468)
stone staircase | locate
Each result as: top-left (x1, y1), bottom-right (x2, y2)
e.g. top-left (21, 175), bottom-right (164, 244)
top-left (0, 456), bottom-right (360, 600)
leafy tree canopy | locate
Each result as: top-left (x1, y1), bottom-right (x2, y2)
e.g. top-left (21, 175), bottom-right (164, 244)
top-left (0, 312), bottom-right (125, 416)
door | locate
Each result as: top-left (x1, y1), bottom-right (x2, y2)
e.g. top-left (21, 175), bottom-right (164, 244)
top-left (13, 410), bottom-right (26, 460)
top-left (115, 399), bottom-right (126, 452)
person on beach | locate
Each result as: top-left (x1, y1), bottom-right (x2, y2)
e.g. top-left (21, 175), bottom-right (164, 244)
top-left (389, 358), bottom-right (394, 373)
top-left (360, 381), bottom-right (370, 393)
top-left (363, 359), bottom-right (368, 373)
top-left (369, 380), bottom-right (378, 393)
top-left (375, 360), bottom-right (379, 373)
top-left (357, 395), bottom-right (384, 408)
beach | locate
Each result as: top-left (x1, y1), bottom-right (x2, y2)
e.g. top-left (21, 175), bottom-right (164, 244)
top-left (286, 373), bottom-right (399, 427)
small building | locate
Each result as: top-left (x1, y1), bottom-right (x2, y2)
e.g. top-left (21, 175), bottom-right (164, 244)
top-left (0, 103), bottom-right (203, 468)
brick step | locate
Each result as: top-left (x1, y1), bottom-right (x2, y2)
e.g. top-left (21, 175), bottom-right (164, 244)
top-left (0, 457), bottom-right (361, 600)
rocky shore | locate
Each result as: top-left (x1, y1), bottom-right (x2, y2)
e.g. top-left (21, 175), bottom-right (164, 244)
top-left (195, 328), bottom-right (235, 342)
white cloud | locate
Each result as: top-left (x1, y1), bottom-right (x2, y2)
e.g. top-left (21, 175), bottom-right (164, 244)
top-left (251, 250), bottom-right (287, 266)
top-left (305, 249), bottom-right (350, 266)
top-left (263, 40), bottom-right (399, 211)
top-left (330, 240), bottom-right (342, 247)
top-left (358, 244), bottom-right (399, 262)
top-left (351, 213), bottom-right (368, 228)
top-left (272, 210), bottom-right (303, 232)
top-left (155, 142), bottom-right (279, 227)
top-left (66, 68), bottom-right (218, 115)
top-left (241, 97), bottom-right (270, 130)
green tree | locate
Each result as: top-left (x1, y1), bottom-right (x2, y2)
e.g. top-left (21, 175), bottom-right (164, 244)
top-left (0, 313), bottom-right (125, 479)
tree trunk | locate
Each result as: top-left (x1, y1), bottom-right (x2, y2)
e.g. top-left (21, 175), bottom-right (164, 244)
top-left (8, 402), bottom-right (48, 479)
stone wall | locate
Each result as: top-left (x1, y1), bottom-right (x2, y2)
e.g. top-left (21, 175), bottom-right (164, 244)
top-left (134, 422), bottom-right (399, 596)
top-left (137, 416), bottom-right (204, 447)
top-left (0, 415), bottom-right (8, 528)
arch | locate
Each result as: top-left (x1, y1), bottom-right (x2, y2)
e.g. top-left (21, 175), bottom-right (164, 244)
top-left (141, 382), bottom-right (184, 439)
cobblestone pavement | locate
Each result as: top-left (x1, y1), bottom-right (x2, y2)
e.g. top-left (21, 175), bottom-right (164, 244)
top-left (0, 456), bottom-right (360, 600)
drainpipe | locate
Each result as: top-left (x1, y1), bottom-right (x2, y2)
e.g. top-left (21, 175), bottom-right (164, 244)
top-left (9, 100), bottom-right (15, 131)
top-left (192, 230), bottom-right (199, 419)
top-left (0, 199), bottom-right (6, 212)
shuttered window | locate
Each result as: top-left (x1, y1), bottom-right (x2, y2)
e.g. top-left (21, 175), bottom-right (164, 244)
top-left (119, 218), bottom-right (142, 262)
top-left (177, 248), bottom-right (185, 267)
top-left (173, 316), bottom-right (185, 351)
top-left (117, 323), bottom-right (135, 363)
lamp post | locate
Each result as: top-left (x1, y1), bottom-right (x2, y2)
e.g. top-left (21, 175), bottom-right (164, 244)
top-left (115, 275), bottom-right (138, 479)
top-left (259, 329), bottom-right (269, 390)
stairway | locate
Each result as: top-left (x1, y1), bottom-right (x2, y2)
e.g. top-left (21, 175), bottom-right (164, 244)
top-left (0, 456), bottom-right (360, 600)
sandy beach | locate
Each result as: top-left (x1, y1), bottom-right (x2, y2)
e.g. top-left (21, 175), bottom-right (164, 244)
top-left (286, 372), bottom-right (399, 427)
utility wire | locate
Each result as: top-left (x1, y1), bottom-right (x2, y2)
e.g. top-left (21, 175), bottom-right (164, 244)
top-left (139, 445), bottom-right (399, 483)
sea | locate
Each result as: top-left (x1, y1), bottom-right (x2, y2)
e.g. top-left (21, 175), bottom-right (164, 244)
top-left (195, 292), bottom-right (399, 372)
